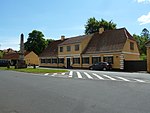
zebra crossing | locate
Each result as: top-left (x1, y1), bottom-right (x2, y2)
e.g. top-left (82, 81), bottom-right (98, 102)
top-left (43, 71), bottom-right (149, 83)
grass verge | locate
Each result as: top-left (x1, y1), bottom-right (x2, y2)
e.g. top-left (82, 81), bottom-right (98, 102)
top-left (0, 67), bottom-right (68, 73)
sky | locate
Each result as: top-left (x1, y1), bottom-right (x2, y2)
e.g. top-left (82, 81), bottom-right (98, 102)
top-left (0, 0), bottom-right (150, 50)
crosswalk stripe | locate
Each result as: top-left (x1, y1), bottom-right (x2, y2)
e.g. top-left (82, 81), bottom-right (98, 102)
top-left (134, 79), bottom-right (145, 83)
top-left (61, 73), bottom-right (65, 75)
top-left (44, 73), bottom-right (49, 75)
top-left (92, 73), bottom-right (104, 80)
top-left (102, 74), bottom-right (116, 80)
top-left (51, 73), bottom-right (57, 76)
top-left (84, 72), bottom-right (93, 79)
top-left (77, 72), bottom-right (82, 78)
top-left (116, 76), bottom-right (130, 82)
top-left (69, 71), bottom-right (73, 77)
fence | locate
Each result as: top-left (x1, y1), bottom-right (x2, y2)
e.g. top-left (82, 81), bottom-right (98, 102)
top-left (124, 60), bottom-right (147, 72)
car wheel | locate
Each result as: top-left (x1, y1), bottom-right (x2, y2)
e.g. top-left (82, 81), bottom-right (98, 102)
top-left (103, 67), bottom-right (107, 71)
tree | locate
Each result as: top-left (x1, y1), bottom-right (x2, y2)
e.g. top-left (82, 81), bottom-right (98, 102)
top-left (46, 39), bottom-right (54, 46)
top-left (85, 17), bottom-right (117, 34)
top-left (24, 30), bottom-right (46, 55)
top-left (133, 28), bottom-right (149, 55)
top-left (141, 28), bottom-right (149, 38)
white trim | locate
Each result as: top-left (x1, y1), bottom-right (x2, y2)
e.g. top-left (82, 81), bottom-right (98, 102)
top-left (92, 56), bottom-right (101, 57)
top-left (122, 51), bottom-right (140, 55)
top-left (103, 55), bottom-right (113, 57)
top-left (73, 56), bottom-right (80, 58)
top-left (58, 54), bottom-right (80, 57)
top-left (58, 57), bottom-right (64, 58)
top-left (82, 56), bottom-right (90, 58)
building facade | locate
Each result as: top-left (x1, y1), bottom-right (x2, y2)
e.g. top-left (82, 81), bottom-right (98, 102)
top-left (39, 28), bottom-right (140, 70)
top-left (2, 51), bottom-right (39, 66)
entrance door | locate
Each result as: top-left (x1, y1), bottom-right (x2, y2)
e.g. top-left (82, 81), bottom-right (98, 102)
top-left (67, 58), bottom-right (71, 68)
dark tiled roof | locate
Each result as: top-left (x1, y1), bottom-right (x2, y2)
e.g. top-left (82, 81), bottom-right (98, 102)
top-left (58, 35), bottom-right (88, 46)
top-left (39, 39), bottom-right (67, 57)
top-left (3, 51), bottom-right (30, 60)
top-left (83, 28), bottom-right (134, 54)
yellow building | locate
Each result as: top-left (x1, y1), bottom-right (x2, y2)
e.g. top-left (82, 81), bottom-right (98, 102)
top-left (146, 41), bottom-right (150, 72)
top-left (39, 28), bottom-right (140, 70)
top-left (3, 51), bottom-right (39, 66)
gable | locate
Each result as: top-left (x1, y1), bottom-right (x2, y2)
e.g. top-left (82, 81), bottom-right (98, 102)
top-left (146, 41), bottom-right (150, 47)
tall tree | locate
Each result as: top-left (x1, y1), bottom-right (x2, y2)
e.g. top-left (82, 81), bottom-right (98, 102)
top-left (133, 28), bottom-right (149, 55)
top-left (141, 28), bottom-right (149, 38)
top-left (85, 17), bottom-right (117, 34)
top-left (24, 30), bottom-right (46, 55)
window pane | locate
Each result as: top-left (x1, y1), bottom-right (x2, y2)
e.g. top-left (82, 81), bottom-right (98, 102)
top-left (59, 58), bottom-right (64, 64)
top-left (103, 56), bottom-right (113, 64)
top-left (52, 58), bottom-right (57, 63)
top-left (82, 57), bottom-right (89, 64)
top-left (67, 46), bottom-right (71, 51)
top-left (41, 59), bottom-right (46, 63)
top-left (47, 59), bottom-right (51, 63)
top-left (92, 57), bottom-right (101, 64)
top-left (75, 45), bottom-right (79, 51)
top-left (73, 58), bottom-right (80, 64)
top-left (60, 47), bottom-right (63, 52)
top-left (130, 42), bottom-right (134, 50)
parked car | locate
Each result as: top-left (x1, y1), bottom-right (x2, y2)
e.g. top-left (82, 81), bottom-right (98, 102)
top-left (0, 59), bottom-right (10, 67)
top-left (89, 62), bottom-right (112, 71)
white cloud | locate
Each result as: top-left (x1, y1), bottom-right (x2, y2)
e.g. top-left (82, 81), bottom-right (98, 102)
top-left (138, 12), bottom-right (150, 25)
top-left (135, 0), bottom-right (150, 3)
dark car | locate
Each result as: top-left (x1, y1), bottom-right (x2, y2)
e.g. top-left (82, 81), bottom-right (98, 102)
top-left (0, 60), bottom-right (10, 67)
top-left (89, 62), bottom-right (112, 71)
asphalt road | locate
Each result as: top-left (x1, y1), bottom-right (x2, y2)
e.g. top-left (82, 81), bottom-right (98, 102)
top-left (0, 70), bottom-right (150, 113)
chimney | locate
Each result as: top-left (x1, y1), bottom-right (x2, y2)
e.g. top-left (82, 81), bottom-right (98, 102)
top-left (99, 28), bottom-right (104, 34)
top-left (61, 35), bottom-right (65, 41)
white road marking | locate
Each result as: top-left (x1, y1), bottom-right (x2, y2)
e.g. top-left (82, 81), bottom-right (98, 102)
top-left (44, 73), bottom-right (49, 75)
top-left (77, 72), bottom-right (82, 78)
top-left (134, 79), bottom-right (145, 83)
top-left (84, 72), bottom-right (93, 79)
top-left (92, 73), bottom-right (104, 80)
top-left (51, 73), bottom-right (57, 76)
top-left (102, 74), bottom-right (116, 80)
top-left (116, 76), bottom-right (130, 82)
top-left (69, 71), bottom-right (73, 77)
top-left (61, 73), bottom-right (65, 75)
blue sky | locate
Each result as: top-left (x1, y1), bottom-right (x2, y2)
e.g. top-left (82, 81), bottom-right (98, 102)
top-left (0, 0), bottom-right (150, 50)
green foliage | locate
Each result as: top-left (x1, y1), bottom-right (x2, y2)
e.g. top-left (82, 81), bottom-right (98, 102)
top-left (0, 67), bottom-right (68, 73)
top-left (133, 28), bottom-right (149, 55)
top-left (85, 17), bottom-right (117, 34)
top-left (24, 30), bottom-right (46, 55)
top-left (46, 39), bottom-right (54, 47)
top-left (0, 51), bottom-right (4, 59)
top-left (140, 54), bottom-right (147, 60)
top-left (141, 28), bottom-right (149, 38)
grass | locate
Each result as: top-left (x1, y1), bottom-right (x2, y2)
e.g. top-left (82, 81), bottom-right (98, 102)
top-left (0, 66), bottom-right (68, 73)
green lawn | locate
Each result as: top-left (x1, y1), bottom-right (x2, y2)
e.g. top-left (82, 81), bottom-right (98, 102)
top-left (0, 67), bottom-right (68, 73)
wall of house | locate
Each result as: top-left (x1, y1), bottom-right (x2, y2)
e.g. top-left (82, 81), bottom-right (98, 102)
top-left (58, 43), bottom-right (82, 55)
top-left (25, 51), bottom-right (39, 65)
top-left (122, 39), bottom-right (140, 60)
top-left (147, 47), bottom-right (150, 72)
top-left (40, 63), bottom-right (58, 67)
